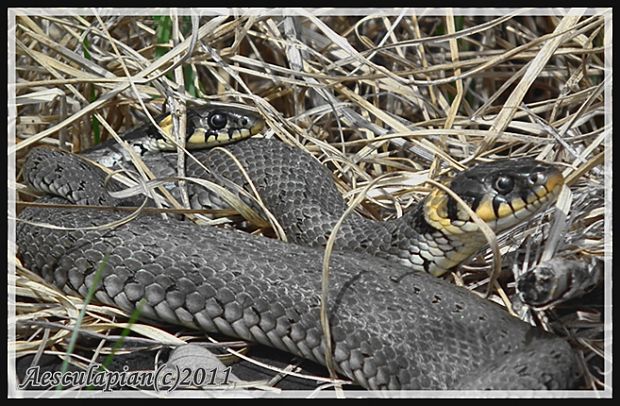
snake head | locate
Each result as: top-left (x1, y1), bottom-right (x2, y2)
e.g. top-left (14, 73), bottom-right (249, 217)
top-left (424, 159), bottom-right (564, 236)
top-left (151, 103), bottom-right (265, 150)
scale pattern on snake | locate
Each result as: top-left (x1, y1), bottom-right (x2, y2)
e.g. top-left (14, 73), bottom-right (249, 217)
top-left (16, 105), bottom-right (581, 390)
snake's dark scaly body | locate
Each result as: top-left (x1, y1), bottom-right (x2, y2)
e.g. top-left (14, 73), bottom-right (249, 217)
top-left (17, 108), bottom-right (580, 390)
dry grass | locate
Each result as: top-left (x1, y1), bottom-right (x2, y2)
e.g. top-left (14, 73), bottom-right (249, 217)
top-left (10, 10), bottom-right (609, 394)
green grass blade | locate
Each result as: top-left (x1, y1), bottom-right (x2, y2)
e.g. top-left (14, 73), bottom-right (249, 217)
top-left (56, 254), bottom-right (109, 391)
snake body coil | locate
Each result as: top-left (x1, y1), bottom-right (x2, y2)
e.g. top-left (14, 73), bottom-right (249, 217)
top-left (16, 107), bottom-right (580, 390)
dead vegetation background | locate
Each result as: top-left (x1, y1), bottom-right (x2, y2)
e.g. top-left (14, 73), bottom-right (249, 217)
top-left (9, 10), bottom-right (609, 394)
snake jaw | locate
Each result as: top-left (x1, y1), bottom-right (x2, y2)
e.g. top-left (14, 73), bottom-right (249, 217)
top-left (491, 169), bottom-right (564, 230)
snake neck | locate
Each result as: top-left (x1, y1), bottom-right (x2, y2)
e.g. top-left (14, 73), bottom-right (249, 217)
top-left (380, 203), bottom-right (488, 276)
top-left (322, 203), bottom-right (486, 277)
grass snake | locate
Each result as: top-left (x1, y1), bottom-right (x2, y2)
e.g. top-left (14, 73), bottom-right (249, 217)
top-left (16, 105), bottom-right (581, 390)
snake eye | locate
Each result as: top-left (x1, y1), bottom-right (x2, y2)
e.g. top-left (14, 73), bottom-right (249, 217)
top-left (240, 117), bottom-right (249, 127)
top-left (494, 175), bottom-right (514, 194)
top-left (208, 112), bottom-right (228, 130)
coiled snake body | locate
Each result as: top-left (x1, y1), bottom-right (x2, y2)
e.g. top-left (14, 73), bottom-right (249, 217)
top-left (17, 106), bottom-right (580, 390)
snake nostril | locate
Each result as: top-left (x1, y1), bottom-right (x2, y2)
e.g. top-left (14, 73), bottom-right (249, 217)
top-left (529, 172), bottom-right (545, 185)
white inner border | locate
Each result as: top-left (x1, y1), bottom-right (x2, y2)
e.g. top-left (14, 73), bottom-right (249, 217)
top-left (6, 7), bottom-right (613, 399)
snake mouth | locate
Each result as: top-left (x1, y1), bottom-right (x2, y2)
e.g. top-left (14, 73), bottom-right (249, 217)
top-left (182, 119), bottom-right (264, 149)
top-left (475, 167), bottom-right (564, 226)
